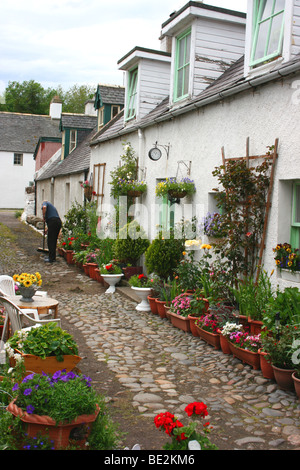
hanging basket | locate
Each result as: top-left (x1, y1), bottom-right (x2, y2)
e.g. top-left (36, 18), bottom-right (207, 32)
top-left (127, 190), bottom-right (143, 198)
top-left (84, 186), bottom-right (93, 201)
top-left (168, 190), bottom-right (187, 199)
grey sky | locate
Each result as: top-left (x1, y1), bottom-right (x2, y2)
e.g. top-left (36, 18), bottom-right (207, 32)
top-left (0, 0), bottom-right (247, 95)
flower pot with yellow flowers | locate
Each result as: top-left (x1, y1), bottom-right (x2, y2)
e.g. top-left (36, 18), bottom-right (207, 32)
top-left (13, 272), bottom-right (42, 302)
top-left (155, 178), bottom-right (196, 199)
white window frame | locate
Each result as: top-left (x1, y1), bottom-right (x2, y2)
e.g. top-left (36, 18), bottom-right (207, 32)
top-left (125, 67), bottom-right (138, 121)
top-left (13, 153), bottom-right (23, 166)
top-left (244, 0), bottom-right (293, 77)
top-left (69, 129), bottom-right (77, 153)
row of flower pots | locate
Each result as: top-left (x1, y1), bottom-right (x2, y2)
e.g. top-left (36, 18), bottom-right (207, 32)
top-left (146, 295), bottom-right (300, 399)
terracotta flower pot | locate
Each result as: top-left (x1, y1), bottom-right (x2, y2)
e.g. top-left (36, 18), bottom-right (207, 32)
top-left (147, 295), bottom-right (158, 314)
top-left (229, 343), bottom-right (260, 370)
top-left (155, 299), bottom-right (167, 318)
top-left (65, 250), bottom-right (75, 265)
top-left (195, 324), bottom-right (220, 350)
top-left (188, 314), bottom-right (200, 337)
top-left (169, 311), bottom-right (191, 333)
top-left (86, 262), bottom-right (98, 279)
top-left (7, 400), bottom-right (99, 450)
top-left (10, 350), bottom-right (82, 375)
top-left (248, 318), bottom-right (264, 335)
top-left (218, 332), bottom-right (231, 355)
top-left (272, 365), bottom-right (295, 391)
top-left (292, 372), bottom-right (300, 400)
top-left (258, 349), bottom-right (274, 379)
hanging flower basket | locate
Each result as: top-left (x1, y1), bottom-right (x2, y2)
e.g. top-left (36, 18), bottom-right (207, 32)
top-left (168, 190), bottom-right (187, 199)
top-left (155, 178), bottom-right (196, 198)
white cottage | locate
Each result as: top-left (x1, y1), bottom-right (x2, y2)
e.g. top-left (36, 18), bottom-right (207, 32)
top-left (89, 0), bottom-right (300, 290)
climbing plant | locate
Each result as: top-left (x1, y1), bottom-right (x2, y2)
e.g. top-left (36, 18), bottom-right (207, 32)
top-left (212, 157), bottom-right (272, 281)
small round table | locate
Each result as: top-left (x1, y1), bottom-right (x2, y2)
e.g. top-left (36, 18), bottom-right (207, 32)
top-left (11, 295), bottom-right (59, 318)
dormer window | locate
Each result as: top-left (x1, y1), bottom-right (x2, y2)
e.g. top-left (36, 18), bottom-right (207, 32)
top-left (250, 0), bottom-right (285, 67)
top-left (69, 129), bottom-right (77, 153)
top-left (125, 67), bottom-right (138, 121)
top-left (174, 28), bottom-right (191, 102)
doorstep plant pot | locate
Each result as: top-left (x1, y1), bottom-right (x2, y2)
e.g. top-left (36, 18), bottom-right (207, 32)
top-left (228, 343), bottom-right (260, 370)
top-left (155, 299), bottom-right (167, 319)
top-left (101, 274), bottom-right (124, 294)
top-left (7, 400), bottom-right (100, 450)
top-left (10, 350), bottom-right (82, 375)
top-left (83, 264), bottom-right (90, 276)
top-left (131, 287), bottom-right (152, 312)
top-left (86, 262), bottom-right (98, 280)
top-left (272, 365), bottom-right (295, 391)
top-left (258, 349), bottom-right (274, 379)
top-left (147, 295), bottom-right (158, 314)
top-left (292, 372), bottom-right (300, 400)
top-left (168, 311), bottom-right (191, 333)
top-left (95, 268), bottom-right (105, 285)
top-left (195, 324), bottom-right (220, 350)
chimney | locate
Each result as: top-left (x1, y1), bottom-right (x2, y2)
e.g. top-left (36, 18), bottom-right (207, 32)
top-left (84, 99), bottom-right (97, 116)
top-left (49, 95), bottom-right (62, 120)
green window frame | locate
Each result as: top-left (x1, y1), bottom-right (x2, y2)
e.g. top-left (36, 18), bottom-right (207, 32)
top-left (250, 0), bottom-right (285, 67)
top-left (125, 67), bottom-right (138, 121)
top-left (291, 181), bottom-right (300, 250)
top-left (158, 194), bottom-right (175, 234)
top-left (174, 28), bottom-right (191, 102)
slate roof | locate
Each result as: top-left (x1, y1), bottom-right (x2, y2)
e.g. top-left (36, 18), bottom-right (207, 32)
top-left (36, 127), bottom-right (97, 181)
top-left (59, 113), bottom-right (97, 130)
top-left (90, 53), bottom-right (300, 146)
top-left (94, 84), bottom-right (125, 109)
top-left (0, 112), bottom-right (60, 153)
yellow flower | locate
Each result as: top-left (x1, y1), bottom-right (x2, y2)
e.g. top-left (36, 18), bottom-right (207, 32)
top-left (24, 279), bottom-right (32, 287)
top-left (288, 261), bottom-right (293, 267)
top-left (35, 272), bottom-right (41, 280)
top-left (37, 279), bottom-right (42, 286)
top-left (12, 274), bottom-right (19, 282)
top-left (182, 251), bottom-right (187, 256)
top-left (275, 260), bottom-right (281, 265)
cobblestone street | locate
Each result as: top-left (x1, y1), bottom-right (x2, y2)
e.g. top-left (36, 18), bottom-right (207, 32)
top-left (1, 211), bottom-right (300, 451)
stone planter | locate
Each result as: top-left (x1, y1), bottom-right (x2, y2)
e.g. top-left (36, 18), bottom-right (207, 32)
top-left (17, 286), bottom-right (37, 302)
top-left (131, 287), bottom-right (152, 311)
top-left (101, 274), bottom-right (124, 294)
top-left (7, 400), bottom-right (99, 450)
top-left (168, 311), bottom-right (191, 333)
top-left (195, 324), bottom-right (220, 350)
top-left (228, 343), bottom-right (260, 370)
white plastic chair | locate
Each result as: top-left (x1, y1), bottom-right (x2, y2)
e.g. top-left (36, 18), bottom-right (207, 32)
top-left (0, 295), bottom-right (61, 352)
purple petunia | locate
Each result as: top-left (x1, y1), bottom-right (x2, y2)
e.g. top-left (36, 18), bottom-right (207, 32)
top-left (26, 405), bottom-right (35, 414)
top-left (23, 388), bottom-right (32, 396)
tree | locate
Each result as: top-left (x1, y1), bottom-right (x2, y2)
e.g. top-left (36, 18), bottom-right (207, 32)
top-left (1, 80), bottom-right (96, 115)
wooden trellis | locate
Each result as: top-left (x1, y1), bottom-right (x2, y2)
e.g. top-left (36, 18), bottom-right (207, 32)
top-left (221, 137), bottom-right (279, 282)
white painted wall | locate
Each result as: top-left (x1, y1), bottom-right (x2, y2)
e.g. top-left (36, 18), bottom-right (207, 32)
top-left (90, 72), bottom-right (300, 289)
top-left (0, 151), bottom-right (35, 208)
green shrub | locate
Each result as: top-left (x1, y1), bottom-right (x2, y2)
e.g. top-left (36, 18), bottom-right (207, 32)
top-left (113, 221), bottom-right (150, 265)
top-left (145, 231), bottom-right (184, 280)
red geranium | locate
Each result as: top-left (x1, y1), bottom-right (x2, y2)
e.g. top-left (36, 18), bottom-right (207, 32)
top-left (185, 401), bottom-right (208, 418)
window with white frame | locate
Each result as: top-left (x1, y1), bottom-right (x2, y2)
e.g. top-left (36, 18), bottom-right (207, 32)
top-left (125, 68), bottom-right (138, 121)
top-left (69, 129), bottom-right (77, 153)
top-left (111, 105), bottom-right (121, 119)
top-left (13, 153), bottom-right (23, 166)
top-left (174, 28), bottom-right (191, 102)
top-left (98, 107), bottom-right (104, 129)
top-left (291, 181), bottom-right (300, 249)
top-left (250, 0), bottom-right (285, 67)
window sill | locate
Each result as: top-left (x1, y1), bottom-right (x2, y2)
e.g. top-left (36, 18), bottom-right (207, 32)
top-left (277, 268), bottom-right (300, 283)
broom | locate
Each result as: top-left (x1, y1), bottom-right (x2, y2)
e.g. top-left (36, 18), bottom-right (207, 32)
top-left (37, 221), bottom-right (49, 253)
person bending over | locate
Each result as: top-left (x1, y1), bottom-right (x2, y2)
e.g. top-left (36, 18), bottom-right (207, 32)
top-left (41, 201), bottom-right (62, 263)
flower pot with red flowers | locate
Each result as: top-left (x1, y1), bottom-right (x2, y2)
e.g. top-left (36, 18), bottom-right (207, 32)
top-left (7, 370), bottom-right (99, 449)
top-left (195, 314), bottom-right (221, 350)
top-left (129, 274), bottom-right (154, 311)
top-left (154, 401), bottom-right (217, 450)
top-left (187, 294), bottom-right (209, 337)
top-left (99, 262), bottom-right (123, 294)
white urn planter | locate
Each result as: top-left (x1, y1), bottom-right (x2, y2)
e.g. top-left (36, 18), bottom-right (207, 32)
top-left (131, 287), bottom-right (152, 311)
top-left (102, 274), bottom-right (124, 293)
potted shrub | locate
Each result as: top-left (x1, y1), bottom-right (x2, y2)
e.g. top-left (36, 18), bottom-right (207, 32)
top-left (7, 369), bottom-right (100, 449)
top-left (154, 401), bottom-right (217, 450)
top-left (99, 262), bottom-right (123, 294)
top-left (5, 323), bottom-right (81, 375)
top-left (145, 230), bottom-right (185, 281)
top-left (113, 221), bottom-right (150, 277)
top-left (260, 326), bottom-right (297, 391)
top-left (155, 177), bottom-right (196, 199)
top-left (129, 274), bottom-right (153, 312)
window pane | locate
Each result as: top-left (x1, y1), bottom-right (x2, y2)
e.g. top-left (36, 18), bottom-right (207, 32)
top-left (267, 12), bottom-right (284, 55)
top-left (295, 185), bottom-right (300, 224)
top-left (274, 0), bottom-right (285, 14)
top-left (254, 19), bottom-right (270, 60)
top-left (183, 65), bottom-right (190, 95)
top-left (260, 0), bottom-right (273, 20)
top-left (177, 69), bottom-right (183, 98)
top-left (178, 38), bottom-right (185, 67)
